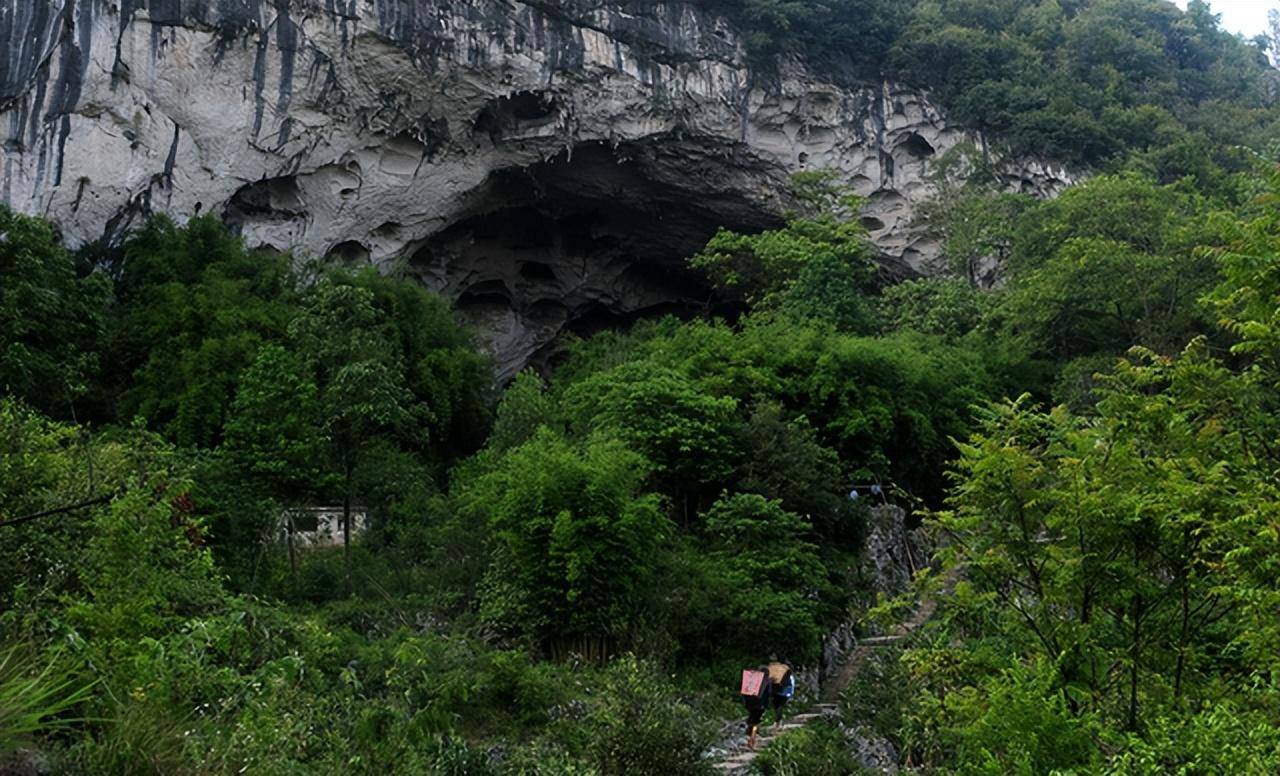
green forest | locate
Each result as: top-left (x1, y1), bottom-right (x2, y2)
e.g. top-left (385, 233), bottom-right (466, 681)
top-left (4, 0), bottom-right (1280, 773)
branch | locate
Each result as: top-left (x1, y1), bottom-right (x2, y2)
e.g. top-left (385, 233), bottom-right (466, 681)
top-left (0, 494), bottom-right (115, 528)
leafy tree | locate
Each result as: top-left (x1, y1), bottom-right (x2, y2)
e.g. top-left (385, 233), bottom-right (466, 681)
top-left (111, 216), bottom-right (296, 447)
top-left (0, 400), bottom-right (91, 611)
top-left (0, 208), bottom-right (110, 417)
top-left (347, 269), bottom-right (491, 462)
top-left (914, 143), bottom-right (1035, 285)
top-left (0, 398), bottom-right (225, 640)
top-left (487, 370), bottom-right (556, 454)
top-left (887, 0), bottom-right (1277, 168)
top-left (734, 402), bottom-right (852, 543)
top-left (288, 276), bottom-right (419, 581)
top-left (563, 362), bottom-right (739, 518)
top-left (223, 344), bottom-right (326, 501)
top-left (467, 430), bottom-right (671, 656)
top-left (554, 317), bottom-right (996, 505)
top-left (677, 494), bottom-right (827, 664)
top-left (935, 387), bottom-right (1248, 731)
top-left (691, 174), bottom-right (877, 333)
top-left (995, 174), bottom-right (1227, 362)
top-left (879, 278), bottom-right (991, 339)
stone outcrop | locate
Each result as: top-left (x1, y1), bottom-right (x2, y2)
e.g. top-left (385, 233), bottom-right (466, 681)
top-left (1, 1), bottom-right (1071, 376)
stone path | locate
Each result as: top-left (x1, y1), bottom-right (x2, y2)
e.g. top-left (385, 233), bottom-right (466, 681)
top-left (712, 705), bottom-right (842, 774)
top-left (712, 592), bottom-right (941, 774)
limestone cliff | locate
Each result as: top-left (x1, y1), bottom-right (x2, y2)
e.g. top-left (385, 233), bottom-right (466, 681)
top-left (1, 0), bottom-right (1070, 376)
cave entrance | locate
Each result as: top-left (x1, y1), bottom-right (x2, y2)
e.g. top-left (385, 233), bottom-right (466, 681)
top-left (408, 140), bottom-right (787, 380)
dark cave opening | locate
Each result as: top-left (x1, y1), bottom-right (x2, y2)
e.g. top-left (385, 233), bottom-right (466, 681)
top-left (408, 139), bottom-right (788, 378)
top-left (897, 132), bottom-right (936, 159)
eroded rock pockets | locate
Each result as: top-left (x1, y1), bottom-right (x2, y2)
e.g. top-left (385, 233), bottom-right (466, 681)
top-left (0, 0), bottom-right (1072, 376)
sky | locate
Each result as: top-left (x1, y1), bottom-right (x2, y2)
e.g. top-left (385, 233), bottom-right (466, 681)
top-left (1176, 0), bottom-right (1277, 37)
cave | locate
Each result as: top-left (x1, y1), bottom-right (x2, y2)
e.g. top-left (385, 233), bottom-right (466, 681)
top-left (897, 132), bottom-right (936, 159)
top-left (224, 175), bottom-right (305, 223)
top-left (326, 240), bottom-right (371, 265)
top-left (406, 139), bottom-right (787, 379)
top-left (474, 91), bottom-right (559, 141)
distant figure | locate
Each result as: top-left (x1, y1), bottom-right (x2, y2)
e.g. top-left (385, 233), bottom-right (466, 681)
top-left (739, 665), bottom-right (772, 749)
top-left (766, 655), bottom-right (795, 726)
top-left (849, 483), bottom-right (888, 504)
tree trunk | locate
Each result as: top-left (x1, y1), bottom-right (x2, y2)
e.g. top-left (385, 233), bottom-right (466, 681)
top-left (1174, 580), bottom-right (1189, 699)
top-left (287, 513), bottom-right (297, 577)
top-left (1128, 590), bottom-right (1142, 731)
top-left (343, 455), bottom-right (353, 594)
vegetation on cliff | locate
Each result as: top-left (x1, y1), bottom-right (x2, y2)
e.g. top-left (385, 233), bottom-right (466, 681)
top-left (713, 0), bottom-right (1278, 173)
top-left (2, 1), bottom-right (1280, 773)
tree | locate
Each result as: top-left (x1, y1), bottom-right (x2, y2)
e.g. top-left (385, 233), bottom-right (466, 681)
top-left (563, 361), bottom-right (739, 519)
top-left (995, 174), bottom-right (1226, 362)
top-left (466, 430), bottom-right (671, 658)
top-left (486, 370), bottom-right (554, 454)
top-left (676, 493), bottom-right (827, 663)
top-left (734, 401), bottom-right (850, 542)
top-left (288, 277), bottom-right (419, 584)
top-left (111, 216), bottom-right (296, 447)
top-left (691, 173), bottom-right (876, 332)
top-left (914, 144), bottom-right (1034, 285)
top-left (223, 344), bottom-right (325, 500)
top-left (931, 350), bottom-right (1273, 734)
top-left (878, 278), bottom-right (991, 339)
top-left (348, 269), bottom-right (492, 463)
top-left (0, 208), bottom-right (110, 418)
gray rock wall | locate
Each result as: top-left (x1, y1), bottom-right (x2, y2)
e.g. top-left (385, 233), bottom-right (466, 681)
top-left (1, 1), bottom-right (1071, 376)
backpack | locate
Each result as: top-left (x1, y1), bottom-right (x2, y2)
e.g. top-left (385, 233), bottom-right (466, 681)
top-left (767, 662), bottom-right (791, 686)
top-left (740, 669), bottom-right (767, 698)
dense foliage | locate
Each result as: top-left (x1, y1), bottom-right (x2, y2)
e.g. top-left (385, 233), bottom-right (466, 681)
top-left (836, 170), bottom-right (1280, 774)
top-left (4, 2), bottom-right (1280, 771)
top-left (710, 0), bottom-right (1279, 172)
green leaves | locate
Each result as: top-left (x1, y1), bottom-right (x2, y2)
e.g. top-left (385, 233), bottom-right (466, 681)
top-left (0, 646), bottom-right (95, 757)
top-left (0, 207), bottom-right (110, 417)
top-left (223, 344), bottom-right (325, 499)
top-left (690, 176), bottom-right (877, 333)
top-left (564, 362), bottom-right (739, 497)
top-left (467, 430), bottom-right (672, 646)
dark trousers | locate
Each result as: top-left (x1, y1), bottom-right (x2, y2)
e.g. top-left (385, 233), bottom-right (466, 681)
top-left (771, 693), bottom-right (789, 723)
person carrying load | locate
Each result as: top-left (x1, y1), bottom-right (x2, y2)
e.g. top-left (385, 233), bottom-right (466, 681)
top-left (766, 655), bottom-right (795, 726)
top-left (739, 665), bottom-right (772, 749)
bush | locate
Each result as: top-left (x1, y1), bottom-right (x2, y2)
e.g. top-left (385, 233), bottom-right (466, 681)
top-left (750, 722), bottom-right (863, 776)
top-left (466, 430), bottom-right (672, 653)
top-left (578, 655), bottom-right (714, 776)
top-left (1106, 700), bottom-right (1280, 775)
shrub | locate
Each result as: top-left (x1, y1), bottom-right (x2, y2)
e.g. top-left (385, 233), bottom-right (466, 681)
top-left (578, 655), bottom-right (714, 776)
top-left (750, 722), bottom-right (863, 776)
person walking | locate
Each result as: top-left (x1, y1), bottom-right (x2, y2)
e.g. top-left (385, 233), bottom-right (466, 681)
top-left (739, 665), bottom-right (772, 749)
top-left (766, 655), bottom-right (794, 727)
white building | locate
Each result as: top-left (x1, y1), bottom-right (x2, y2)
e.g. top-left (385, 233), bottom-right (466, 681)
top-left (282, 507), bottom-right (368, 548)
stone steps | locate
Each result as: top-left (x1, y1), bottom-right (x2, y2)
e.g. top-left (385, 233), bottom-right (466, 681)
top-left (712, 705), bottom-right (843, 773)
top-left (858, 635), bottom-right (906, 647)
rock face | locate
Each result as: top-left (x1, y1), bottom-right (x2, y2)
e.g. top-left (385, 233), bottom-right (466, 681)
top-left (1, 0), bottom-right (1071, 376)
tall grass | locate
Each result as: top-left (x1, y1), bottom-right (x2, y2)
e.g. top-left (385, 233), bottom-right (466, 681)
top-left (0, 644), bottom-right (94, 755)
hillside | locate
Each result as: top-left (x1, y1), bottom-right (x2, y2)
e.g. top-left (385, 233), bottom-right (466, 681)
top-left (3, 1), bottom-right (1280, 774)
